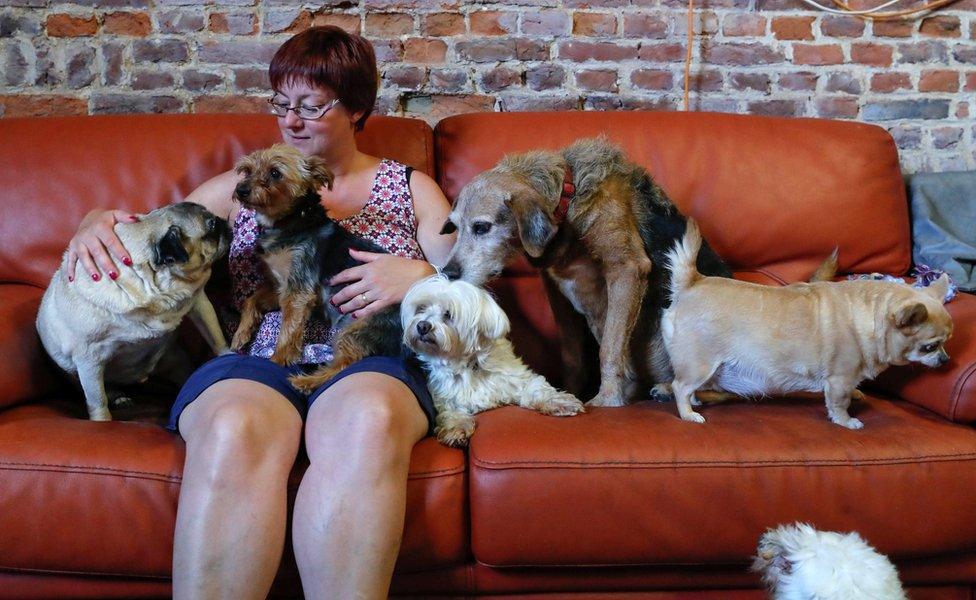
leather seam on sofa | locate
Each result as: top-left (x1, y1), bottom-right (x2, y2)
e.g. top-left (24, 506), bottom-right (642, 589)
top-left (407, 467), bottom-right (466, 479)
top-left (471, 454), bottom-right (976, 469)
top-left (950, 362), bottom-right (976, 422)
top-left (0, 565), bottom-right (170, 581)
top-left (0, 462), bottom-right (180, 483)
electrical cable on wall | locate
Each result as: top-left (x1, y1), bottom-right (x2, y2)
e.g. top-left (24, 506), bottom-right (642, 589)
top-left (682, 0), bottom-right (965, 111)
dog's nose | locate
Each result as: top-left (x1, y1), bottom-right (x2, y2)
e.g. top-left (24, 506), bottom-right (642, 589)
top-left (441, 263), bottom-right (461, 281)
top-left (416, 320), bottom-right (432, 335)
top-left (234, 183), bottom-right (250, 201)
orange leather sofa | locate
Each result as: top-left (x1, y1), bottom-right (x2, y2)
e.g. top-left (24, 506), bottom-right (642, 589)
top-left (0, 112), bottom-right (974, 599)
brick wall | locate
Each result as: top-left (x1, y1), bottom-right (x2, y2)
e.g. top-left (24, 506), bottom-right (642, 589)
top-left (1, 0), bottom-right (973, 174)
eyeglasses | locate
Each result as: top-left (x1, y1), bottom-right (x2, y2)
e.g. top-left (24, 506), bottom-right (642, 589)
top-left (267, 97), bottom-right (340, 120)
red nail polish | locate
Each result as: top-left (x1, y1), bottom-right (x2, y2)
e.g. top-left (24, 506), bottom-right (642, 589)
top-left (91, 273), bottom-right (100, 281)
top-left (109, 271), bottom-right (118, 280)
top-left (122, 257), bottom-right (132, 266)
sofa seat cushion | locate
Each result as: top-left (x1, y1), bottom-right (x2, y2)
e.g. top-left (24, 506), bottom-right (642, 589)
top-left (0, 402), bottom-right (467, 578)
top-left (468, 398), bottom-right (976, 568)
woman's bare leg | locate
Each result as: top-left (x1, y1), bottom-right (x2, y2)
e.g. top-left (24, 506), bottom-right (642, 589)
top-left (173, 380), bottom-right (303, 600)
top-left (293, 373), bottom-right (427, 599)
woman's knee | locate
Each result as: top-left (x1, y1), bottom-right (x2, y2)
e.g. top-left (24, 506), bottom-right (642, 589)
top-left (306, 376), bottom-right (426, 461)
top-left (181, 383), bottom-right (303, 480)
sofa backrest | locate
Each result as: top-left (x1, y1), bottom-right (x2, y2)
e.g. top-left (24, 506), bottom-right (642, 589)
top-left (434, 111), bottom-right (911, 283)
top-left (0, 113), bottom-right (435, 288)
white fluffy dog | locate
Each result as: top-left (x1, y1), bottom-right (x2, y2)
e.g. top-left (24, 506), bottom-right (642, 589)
top-left (752, 522), bottom-right (907, 600)
top-left (401, 276), bottom-right (584, 446)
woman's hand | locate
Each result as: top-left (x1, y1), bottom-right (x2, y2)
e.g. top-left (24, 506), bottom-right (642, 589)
top-left (329, 249), bottom-right (436, 318)
top-left (67, 209), bottom-right (139, 282)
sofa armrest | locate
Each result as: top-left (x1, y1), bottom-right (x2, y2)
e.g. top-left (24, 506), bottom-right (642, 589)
top-left (0, 284), bottom-right (61, 410)
top-left (870, 291), bottom-right (976, 423)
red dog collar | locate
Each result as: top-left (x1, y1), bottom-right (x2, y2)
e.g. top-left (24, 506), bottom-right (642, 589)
top-left (555, 166), bottom-right (574, 225)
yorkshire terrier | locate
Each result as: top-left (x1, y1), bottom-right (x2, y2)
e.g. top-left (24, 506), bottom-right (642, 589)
top-left (230, 144), bottom-right (391, 365)
top-left (292, 276), bottom-right (585, 446)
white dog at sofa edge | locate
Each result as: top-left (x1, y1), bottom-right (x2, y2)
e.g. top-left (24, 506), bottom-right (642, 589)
top-left (752, 522), bottom-right (907, 600)
top-left (401, 276), bottom-right (584, 447)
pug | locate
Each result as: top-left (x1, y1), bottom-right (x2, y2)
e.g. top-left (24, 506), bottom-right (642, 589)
top-left (36, 202), bottom-right (231, 421)
top-left (662, 220), bottom-right (953, 429)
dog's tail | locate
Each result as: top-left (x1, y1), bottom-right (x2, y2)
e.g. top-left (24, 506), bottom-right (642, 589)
top-left (808, 247), bottom-right (839, 282)
top-left (666, 219), bottom-right (704, 302)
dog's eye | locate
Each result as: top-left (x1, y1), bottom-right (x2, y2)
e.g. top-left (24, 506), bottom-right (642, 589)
top-left (444, 310), bottom-right (452, 320)
top-left (472, 222), bottom-right (492, 235)
top-left (415, 304), bottom-right (427, 313)
top-left (269, 168), bottom-right (282, 180)
top-left (920, 342), bottom-right (939, 353)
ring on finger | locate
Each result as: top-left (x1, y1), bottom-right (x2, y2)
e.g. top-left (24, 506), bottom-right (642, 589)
top-left (360, 292), bottom-right (369, 304)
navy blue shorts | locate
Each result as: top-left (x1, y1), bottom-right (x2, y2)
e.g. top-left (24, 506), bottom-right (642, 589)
top-left (167, 353), bottom-right (436, 436)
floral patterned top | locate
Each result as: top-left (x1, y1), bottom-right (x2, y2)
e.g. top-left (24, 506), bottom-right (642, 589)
top-left (225, 159), bottom-right (426, 364)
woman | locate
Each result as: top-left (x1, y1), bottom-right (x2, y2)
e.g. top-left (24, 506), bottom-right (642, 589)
top-left (66, 26), bottom-right (454, 599)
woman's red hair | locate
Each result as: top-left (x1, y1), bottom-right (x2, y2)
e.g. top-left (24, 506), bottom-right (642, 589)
top-left (269, 26), bottom-right (378, 131)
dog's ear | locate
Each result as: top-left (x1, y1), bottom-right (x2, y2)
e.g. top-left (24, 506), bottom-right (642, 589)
top-left (506, 191), bottom-right (556, 258)
top-left (155, 225), bottom-right (189, 266)
top-left (440, 218), bottom-right (457, 235)
top-left (925, 273), bottom-right (950, 302)
top-left (305, 155), bottom-right (335, 191)
top-left (475, 289), bottom-right (510, 341)
top-left (893, 302), bottom-right (928, 330)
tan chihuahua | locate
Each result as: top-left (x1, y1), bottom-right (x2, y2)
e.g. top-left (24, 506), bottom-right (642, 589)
top-left (662, 221), bottom-right (953, 429)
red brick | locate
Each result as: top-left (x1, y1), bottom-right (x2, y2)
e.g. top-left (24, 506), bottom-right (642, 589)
top-left (456, 39), bottom-right (516, 62)
top-left (385, 65), bottom-right (427, 88)
top-left (522, 10), bottom-right (570, 36)
top-left (558, 40), bottom-right (637, 61)
top-left (819, 16), bottom-right (864, 38)
top-left (748, 99), bottom-right (801, 117)
top-left (424, 13), bottom-right (464, 36)
top-left (870, 72), bottom-right (911, 92)
top-left (576, 69), bottom-right (618, 92)
top-left (46, 14), bottom-right (98, 37)
top-left (771, 16), bottom-right (813, 40)
top-left (102, 12), bottom-right (151, 36)
top-left (403, 38), bottom-right (447, 63)
top-left (704, 43), bottom-right (784, 65)
top-left (623, 14), bottom-right (667, 38)
top-left (731, 72), bottom-right (770, 92)
top-left (965, 72), bottom-right (976, 92)
top-left (573, 12), bottom-right (617, 36)
top-left (480, 66), bottom-right (521, 92)
top-left (956, 102), bottom-right (969, 118)
top-left (310, 12), bottom-right (360, 33)
top-left (919, 16), bottom-right (960, 38)
top-left (403, 94), bottom-right (494, 122)
top-left (815, 96), bottom-right (859, 119)
top-left (209, 13), bottom-right (257, 35)
top-left (778, 71), bottom-right (817, 91)
top-left (793, 44), bottom-right (844, 65)
top-left (365, 13), bottom-right (413, 37)
top-left (919, 70), bottom-right (959, 92)
top-left (638, 43), bottom-right (685, 62)
top-left (630, 68), bottom-right (672, 90)
top-left (722, 14), bottom-right (765, 37)
top-left (470, 11), bottom-right (517, 36)
top-left (690, 70), bottom-right (723, 93)
top-left (193, 96), bottom-right (267, 114)
top-left (873, 20), bottom-right (913, 37)
top-left (851, 43), bottom-right (892, 66)
top-left (0, 94), bottom-right (87, 118)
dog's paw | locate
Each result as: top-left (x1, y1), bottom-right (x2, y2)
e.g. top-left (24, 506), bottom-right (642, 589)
top-left (88, 407), bottom-right (113, 421)
top-left (435, 424), bottom-right (474, 447)
top-left (539, 392), bottom-right (585, 417)
top-left (586, 391), bottom-right (626, 408)
top-left (833, 416), bottom-right (864, 430)
top-left (649, 383), bottom-right (674, 402)
top-left (110, 395), bottom-right (134, 409)
top-left (680, 411), bottom-right (706, 424)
